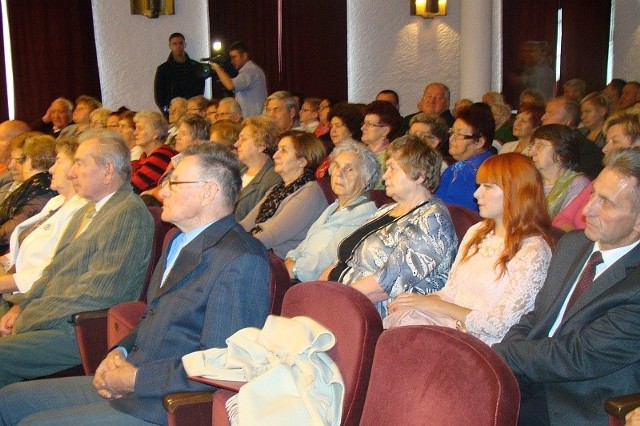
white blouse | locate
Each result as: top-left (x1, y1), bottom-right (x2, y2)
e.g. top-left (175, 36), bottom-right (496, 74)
top-left (9, 194), bottom-right (88, 293)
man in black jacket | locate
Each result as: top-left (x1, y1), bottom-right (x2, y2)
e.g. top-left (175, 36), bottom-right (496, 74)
top-left (154, 33), bottom-right (205, 117)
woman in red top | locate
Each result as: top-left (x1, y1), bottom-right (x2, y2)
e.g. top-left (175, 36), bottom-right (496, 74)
top-left (131, 111), bottom-right (175, 194)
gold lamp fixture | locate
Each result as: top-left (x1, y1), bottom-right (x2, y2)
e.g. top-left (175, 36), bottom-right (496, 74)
top-left (411, 0), bottom-right (448, 19)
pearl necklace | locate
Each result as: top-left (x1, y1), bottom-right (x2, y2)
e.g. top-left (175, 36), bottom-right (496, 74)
top-left (477, 230), bottom-right (503, 258)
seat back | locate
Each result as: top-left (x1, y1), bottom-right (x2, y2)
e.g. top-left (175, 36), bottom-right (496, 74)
top-left (446, 203), bottom-right (482, 243)
top-left (370, 189), bottom-right (393, 208)
top-left (281, 281), bottom-right (383, 426)
top-left (267, 251), bottom-right (290, 315)
top-left (359, 326), bottom-right (520, 426)
top-left (140, 206), bottom-right (175, 301)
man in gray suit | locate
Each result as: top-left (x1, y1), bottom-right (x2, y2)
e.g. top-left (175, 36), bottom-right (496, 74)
top-left (494, 147), bottom-right (640, 425)
top-left (0, 129), bottom-right (153, 387)
top-left (0, 143), bottom-right (270, 425)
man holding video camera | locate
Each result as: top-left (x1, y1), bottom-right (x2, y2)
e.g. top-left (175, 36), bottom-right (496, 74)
top-left (210, 41), bottom-right (268, 118)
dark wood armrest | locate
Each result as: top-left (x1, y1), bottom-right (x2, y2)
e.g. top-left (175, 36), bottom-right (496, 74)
top-left (605, 393), bottom-right (640, 419)
top-left (71, 308), bottom-right (109, 325)
top-left (71, 309), bottom-right (109, 375)
top-left (163, 391), bottom-right (214, 426)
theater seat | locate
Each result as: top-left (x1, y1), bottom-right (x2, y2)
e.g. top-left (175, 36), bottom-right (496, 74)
top-left (446, 203), bottom-right (482, 243)
top-left (359, 326), bottom-right (520, 426)
top-left (166, 281), bottom-right (383, 426)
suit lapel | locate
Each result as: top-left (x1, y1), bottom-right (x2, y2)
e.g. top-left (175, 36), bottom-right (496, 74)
top-left (149, 216), bottom-right (236, 299)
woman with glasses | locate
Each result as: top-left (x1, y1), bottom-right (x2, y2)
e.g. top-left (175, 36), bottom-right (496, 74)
top-left (407, 112), bottom-right (451, 174)
top-left (314, 98), bottom-right (333, 139)
top-left (529, 124), bottom-right (590, 220)
top-left (0, 134), bottom-right (57, 252)
top-left (320, 135), bottom-right (457, 318)
top-left (435, 103), bottom-right (494, 212)
top-left (241, 130), bottom-right (327, 259)
top-left (386, 153), bottom-right (554, 345)
top-left (0, 138), bottom-right (87, 294)
top-left (285, 140), bottom-right (378, 281)
top-left (360, 100), bottom-right (402, 188)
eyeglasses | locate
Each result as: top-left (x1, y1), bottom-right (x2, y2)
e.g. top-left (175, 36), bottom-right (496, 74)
top-left (300, 108), bottom-right (316, 113)
top-left (215, 112), bottom-right (234, 118)
top-left (448, 129), bottom-right (475, 140)
top-left (10, 155), bottom-right (26, 164)
top-left (362, 121), bottom-right (387, 128)
top-left (530, 140), bottom-right (554, 150)
top-left (161, 179), bottom-right (209, 191)
top-left (408, 131), bottom-right (436, 140)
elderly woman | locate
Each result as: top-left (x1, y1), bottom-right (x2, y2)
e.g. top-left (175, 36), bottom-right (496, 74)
top-left (321, 135), bottom-right (457, 318)
top-left (0, 135), bottom-right (57, 252)
top-left (435, 103), bottom-right (495, 212)
top-left (0, 139), bottom-right (86, 294)
top-left (499, 102), bottom-right (545, 155)
top-left (89, 107), bottom-right (111, 129)
top-left (386, 153), bottom-right (554, 345)
top-left (316, 103), bottom-right (364, 178)
top-left (529, 124), bottom-right (591, 220)
top-left (131, 110), bottom-right (176, 194)
top-left (407, 112), bottom-right (450, 174)
top-left (141, 114), bottom-right (210, 206)
top-left (285, 141), bottom-right (379, 281)
top-left (241, 130), bottom-right (327, 259)
top-left (234, 116), bottom-right (282, 221)
top-left (117, 111), bottom-right (143, 168)
top-left (580, 91), bottom-right (612, 149)
top-left (361, 100), bottom-right (402, 188)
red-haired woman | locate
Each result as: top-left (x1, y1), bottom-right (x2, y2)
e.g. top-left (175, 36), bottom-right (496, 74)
top-left (386, 153), bottom-right (554, 345)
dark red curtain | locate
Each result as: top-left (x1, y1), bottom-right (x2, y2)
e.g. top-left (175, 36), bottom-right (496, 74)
top-left (7, 0), bottom-right (101, 123)
top-left (208, 0), bottom-right (347, 102)
top-left (280, 0), bottom-right (347, 100)
top-left (0, 5), bottom-right (8, 121)
top-left (502, 0), bottom-right (559, 107)
top-left (559, 0), bottom-right (611, 93)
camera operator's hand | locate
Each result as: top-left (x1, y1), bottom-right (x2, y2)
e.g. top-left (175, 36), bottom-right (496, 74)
top-left (209, 62), bottom-right (234, 91)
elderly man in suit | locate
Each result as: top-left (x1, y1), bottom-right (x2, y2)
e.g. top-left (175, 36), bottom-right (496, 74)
top-left (0, 129), bottom-right (153, 388)
top-left (0, 143), bottom-right (270, 425)
top-left (493, 147), bottom-right (640, 425)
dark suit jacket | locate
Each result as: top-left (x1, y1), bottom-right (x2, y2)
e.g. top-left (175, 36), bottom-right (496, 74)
top-left (234, 158), bottom-right (281, 222)
top-left (110, 214), bottom-right (270, 426)
top-left (494, 231), bottom-right (640, 425)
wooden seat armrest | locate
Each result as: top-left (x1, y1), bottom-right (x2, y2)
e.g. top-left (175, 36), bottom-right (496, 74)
top-left (163, 391), bottom-right (214, 414)
top-left (71, 308), bottom-right (109, 325)
top-left (605, 393), bottom-right (640, 419)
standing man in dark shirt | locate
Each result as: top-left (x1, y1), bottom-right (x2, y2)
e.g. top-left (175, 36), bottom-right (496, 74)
top-left (154, 33), bottom-right (205, 117)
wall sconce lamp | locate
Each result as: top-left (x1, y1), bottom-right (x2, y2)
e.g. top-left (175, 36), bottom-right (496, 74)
top-left (410, 0), bottom-right (447, 19)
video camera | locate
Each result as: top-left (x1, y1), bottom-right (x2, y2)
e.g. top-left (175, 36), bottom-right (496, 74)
top-left (196, 53), bottom-right (237, 79)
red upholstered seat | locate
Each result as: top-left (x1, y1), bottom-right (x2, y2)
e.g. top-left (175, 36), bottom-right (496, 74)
top-left (359, 325), bottom-right (520, 426)
top-left (445, 203), bottom-right (482, 243)
top-left (191, 281), bottom-right (383, 426)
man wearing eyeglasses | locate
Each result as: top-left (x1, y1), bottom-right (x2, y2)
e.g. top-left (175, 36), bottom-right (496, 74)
top-left (0, 129), bottom-right (153, 389)
top-left (0, 143), bottom-right (270, 426)
top-left (214, 97), bottom-right (243, 124)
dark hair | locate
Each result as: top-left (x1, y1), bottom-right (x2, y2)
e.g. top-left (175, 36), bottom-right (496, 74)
top-left (228, 41), bottom-right (249, 54)
top-left (531, 124), bottom-right (581, 170)
top-left (328, 103), bottom-right (365, 141)
top-left (363, 100), bottom-right (402, 138)
top-left (169, 32), bottom-right (185, 41)
top-left (182, 143), bottom-right (243, 209)
top-left (607, 78), bottom-right (627, 96)
top-left (377, 90), bottom-right (399, 106)
top-left (456, 102), bottom-right (495, 150)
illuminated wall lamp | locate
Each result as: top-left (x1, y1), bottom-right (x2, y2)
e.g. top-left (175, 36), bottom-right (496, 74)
top-left (410, 0), bottom-right (447, 19)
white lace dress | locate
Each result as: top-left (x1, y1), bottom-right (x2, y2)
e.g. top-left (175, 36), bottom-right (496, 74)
top-left (386, 222), bottom-right (552, 346)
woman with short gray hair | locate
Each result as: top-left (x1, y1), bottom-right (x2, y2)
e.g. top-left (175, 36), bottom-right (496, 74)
top-left (285, 140), bottom-right (379, 281)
